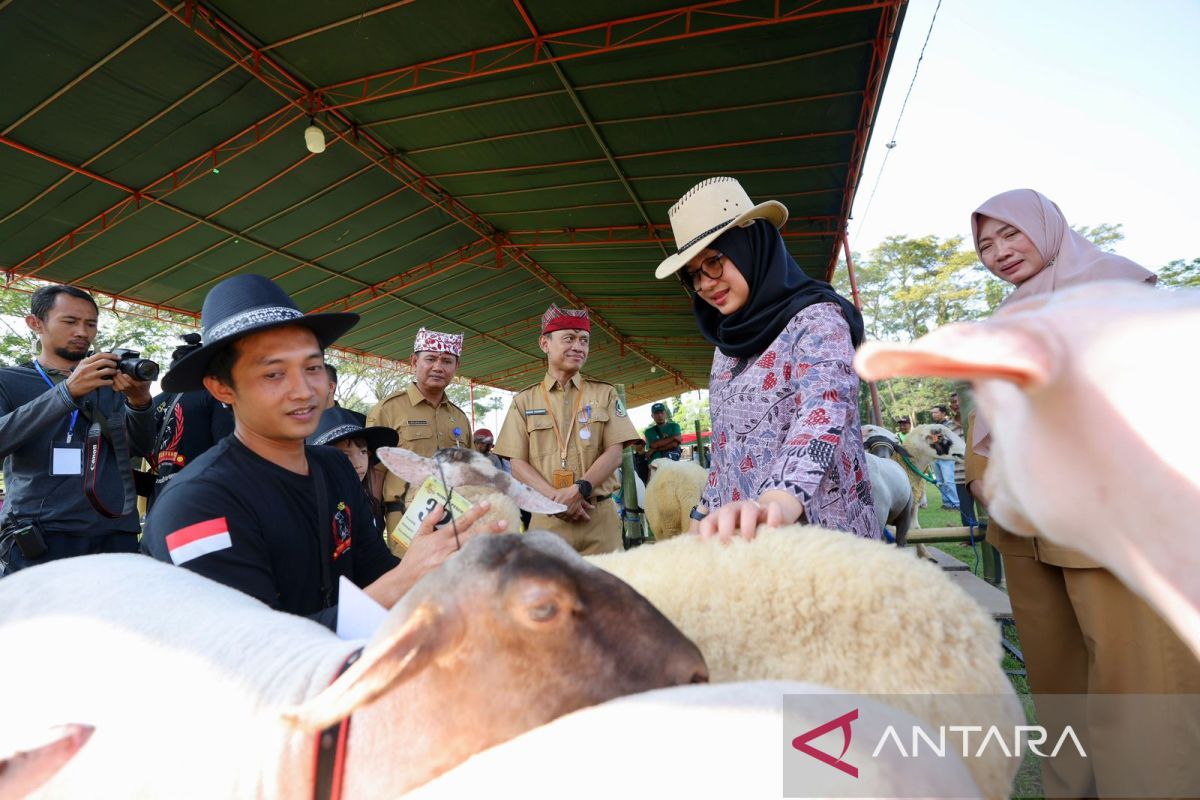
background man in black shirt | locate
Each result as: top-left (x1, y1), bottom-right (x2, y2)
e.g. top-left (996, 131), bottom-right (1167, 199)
top-left (142, 275), bottom-right (504, 628)
top-left (148, 334), bottom-right (235, 509)
top-left (0, 285), bottom-right (155, 574)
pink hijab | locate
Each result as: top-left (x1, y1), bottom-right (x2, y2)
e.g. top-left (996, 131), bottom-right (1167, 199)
top-left (970, 189), bottom-right (1157, 455)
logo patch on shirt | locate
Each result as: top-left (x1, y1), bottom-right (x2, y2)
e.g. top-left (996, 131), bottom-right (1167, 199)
top-left (332, 501), bottom-right (352, 560)
top-left (614, 399), bottom-right (627, 417)
top-left (166, 517), bottom-right (231, 565)
top-left (525, 408), bottom-right (548, 416)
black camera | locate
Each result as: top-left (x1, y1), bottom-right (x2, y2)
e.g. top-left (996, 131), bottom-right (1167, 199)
top-left (110, 348), bottom-right (160, 381)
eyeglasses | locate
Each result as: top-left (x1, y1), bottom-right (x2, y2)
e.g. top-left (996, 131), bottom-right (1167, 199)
top-left (678, 252), bottom-right (726, 292)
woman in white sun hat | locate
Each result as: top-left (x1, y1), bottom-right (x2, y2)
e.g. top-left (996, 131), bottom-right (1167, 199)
top-left (656, 177), bottom-right (877, 542)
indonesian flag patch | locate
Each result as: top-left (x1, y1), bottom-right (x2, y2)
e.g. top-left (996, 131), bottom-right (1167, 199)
top-left (166, 517), bottom-right (232, 565)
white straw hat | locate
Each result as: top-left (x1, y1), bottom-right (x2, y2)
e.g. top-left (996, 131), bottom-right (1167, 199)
top-left (654, 177), bottom-right (788, 279)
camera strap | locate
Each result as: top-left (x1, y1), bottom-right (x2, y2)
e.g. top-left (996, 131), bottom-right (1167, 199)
top-left (81, 400), bottom-right (137, 519)
top-left (149, 392), bottom-right (185, 475)
top-left (310, 454), bottom-right (335, 609)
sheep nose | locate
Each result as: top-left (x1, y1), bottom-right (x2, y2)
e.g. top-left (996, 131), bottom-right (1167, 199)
top-left (668, 648), bottom-right (709, 686)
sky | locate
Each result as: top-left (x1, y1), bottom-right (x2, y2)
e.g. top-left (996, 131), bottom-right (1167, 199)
top-left (846, 0), bottom-right (1200, 269)
top-left (489, 0), bottom-right (1200, 431)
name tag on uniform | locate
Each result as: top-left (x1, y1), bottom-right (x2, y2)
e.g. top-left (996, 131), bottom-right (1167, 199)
top-left (406, 419), bottom-right (429, 425)
top-left (525, 408), bottom-right (548, 416)
top-left (50, 442), bottom-right (83, 476)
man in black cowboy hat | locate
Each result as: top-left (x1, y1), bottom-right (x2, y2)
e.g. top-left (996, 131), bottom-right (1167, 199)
top-left (142, 275), bottom-right (504, 628)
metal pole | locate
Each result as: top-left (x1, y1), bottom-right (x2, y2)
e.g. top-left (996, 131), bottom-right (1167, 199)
top-left (842, 232), bottom-right (883, 427)
top-left (468, 381), bottom-right (475, 431)
top-left (614, 383), bottom-right (646, 548)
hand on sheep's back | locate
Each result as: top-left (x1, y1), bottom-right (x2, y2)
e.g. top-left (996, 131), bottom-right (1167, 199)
top-left (699, 491), bottom-right (804, 543)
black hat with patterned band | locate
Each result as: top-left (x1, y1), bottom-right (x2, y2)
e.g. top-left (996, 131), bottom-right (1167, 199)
top-left (161, 274), bottom-right (359, 392)
top-left (307, 407), bottom-right (398, 452)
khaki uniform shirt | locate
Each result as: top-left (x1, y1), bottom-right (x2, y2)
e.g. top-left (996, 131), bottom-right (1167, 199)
top-left (367, 382), bottom-right (471, 509)
top-left (494, 372), bottom-right (639, 554)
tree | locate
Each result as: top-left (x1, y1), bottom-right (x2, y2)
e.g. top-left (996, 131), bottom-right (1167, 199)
top-left (1156, 257), bottom-right (1200, 289)
top-left (1072, 222), bottom-right (1125, 253)
top-left (666, 390), bottom-right (710, 439)
top-left (1, 280), bottom-right (191, 370)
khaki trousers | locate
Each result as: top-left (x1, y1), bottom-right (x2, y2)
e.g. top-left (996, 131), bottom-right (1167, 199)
top-left (1002, 544), bottom-right (1200, 798)
top-left (529, 498), bottom-right (622, 556)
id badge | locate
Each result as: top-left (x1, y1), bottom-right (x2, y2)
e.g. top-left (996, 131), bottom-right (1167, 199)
top-left (50, 441), bottom-right (84, 476)
top-left (552, 469), bottom-right (575, 489)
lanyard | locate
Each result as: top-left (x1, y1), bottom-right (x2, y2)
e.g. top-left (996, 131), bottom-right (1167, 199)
top-left (540, 381), bottom-right (585, 469)
top-left (32, 361), bottom-right (79, 443)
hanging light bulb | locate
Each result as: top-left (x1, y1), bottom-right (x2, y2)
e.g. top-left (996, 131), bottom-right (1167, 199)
top-left (304, 119), bottom-right (326, 154)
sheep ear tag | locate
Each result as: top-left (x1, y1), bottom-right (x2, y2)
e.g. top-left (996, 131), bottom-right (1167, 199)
top-left (377, 447), bottom-right (436, 484)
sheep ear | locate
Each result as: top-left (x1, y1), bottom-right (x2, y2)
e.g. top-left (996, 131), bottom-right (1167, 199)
top-left (376, 447), bottom-right (436, 484)
top-left (282, 603), bottom-right (461, 732)
top-left (854, 322), bottom-right (1053, 390)
top-left (0, 724), bottom-right (94, 799)
top-left (492, 472), bottom-right (568, 514)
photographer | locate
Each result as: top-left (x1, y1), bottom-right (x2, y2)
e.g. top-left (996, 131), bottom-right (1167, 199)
top-left (0, 285), bottom-right (155, 575)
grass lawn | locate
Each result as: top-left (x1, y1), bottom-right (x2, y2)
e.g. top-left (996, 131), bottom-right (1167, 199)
top-left (918, 492), bottom-right (1043, 799)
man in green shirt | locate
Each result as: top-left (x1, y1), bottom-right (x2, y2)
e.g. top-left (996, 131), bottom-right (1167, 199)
top-left (643, 403), bottom-right (682, 463)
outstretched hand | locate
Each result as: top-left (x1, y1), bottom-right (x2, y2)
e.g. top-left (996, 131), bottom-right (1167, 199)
top-left (697, 491), bottom-right (804, 543)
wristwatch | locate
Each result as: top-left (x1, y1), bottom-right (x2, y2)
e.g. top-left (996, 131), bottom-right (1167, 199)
top-left (574, 479), bottom-right (593, 499)
top-left (689, 506), bottom-right (707, 522)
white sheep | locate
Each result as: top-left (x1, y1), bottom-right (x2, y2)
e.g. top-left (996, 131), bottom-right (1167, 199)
top-left (0, 534), bottom-right (704, 798)
top-left (864, 450), bottom-right (914, 544)
top-left (863, 423), bottom-right (970, 558)
top-left (407, 681), bottom-right (985, 799)
top-left (586, 528), bottom-right (1021, 798)
top-left (644, 459), bottom-right (708, 540)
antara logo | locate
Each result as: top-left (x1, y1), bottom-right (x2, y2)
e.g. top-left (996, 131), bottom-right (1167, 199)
top-left (872, 724), bottom-right (1087, 759)
top-left (792, 709), bottom-right (859, 778)
top-left (792, 707), bottom-right (1088, 778)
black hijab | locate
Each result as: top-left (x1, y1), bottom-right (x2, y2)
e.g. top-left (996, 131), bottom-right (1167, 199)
top-left (692, 220), bottom-right (865, 358)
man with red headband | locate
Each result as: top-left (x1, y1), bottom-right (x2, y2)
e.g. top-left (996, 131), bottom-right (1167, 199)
top-left (494, 304), bottom-right (639, 554)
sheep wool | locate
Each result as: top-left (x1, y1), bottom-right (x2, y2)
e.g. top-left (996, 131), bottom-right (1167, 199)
top-left (587, 527), bottom-right (1021, 799)
top-left (456, 485), bottom-right (523, 533)
top-left (643, 459), bottom-right (708, 540)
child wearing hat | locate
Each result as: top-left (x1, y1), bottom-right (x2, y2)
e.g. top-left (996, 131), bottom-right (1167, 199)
top-left (309, 407), bottom-right (399, 535)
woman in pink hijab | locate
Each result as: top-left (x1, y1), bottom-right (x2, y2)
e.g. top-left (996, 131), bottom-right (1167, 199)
top-left (964, 189), bottom-right (1198, 799)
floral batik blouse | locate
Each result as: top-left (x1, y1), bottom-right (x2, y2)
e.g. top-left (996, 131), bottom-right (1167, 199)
top-left (699, 302), bottom-right (879, 539)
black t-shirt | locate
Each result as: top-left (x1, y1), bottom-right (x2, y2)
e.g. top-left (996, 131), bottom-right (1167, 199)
top-left (150, 390), bottom-right (235, 507)
top-left (141, 435), bottom-right (399, 628)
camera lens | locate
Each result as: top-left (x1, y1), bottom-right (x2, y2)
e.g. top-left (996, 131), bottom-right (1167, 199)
top-left (117, 357), bottom-right (159, 382)
top-left (133, 359), bottom-right (159, 381)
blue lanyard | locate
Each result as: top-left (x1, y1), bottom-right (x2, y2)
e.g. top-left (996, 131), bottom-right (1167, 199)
top-left (32, 360), bottom-right (80, 443)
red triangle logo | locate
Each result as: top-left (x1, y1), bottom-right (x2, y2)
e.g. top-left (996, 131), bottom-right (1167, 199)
top-left (791, 708), bottom-right (859, 778)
